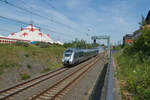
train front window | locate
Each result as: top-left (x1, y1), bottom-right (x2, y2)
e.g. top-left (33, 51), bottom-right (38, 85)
top-left (65, 50), bottom-right (72, 53)
top-left (65, 53), bottom-right (72, 57)
top-left (64, 49), bottom-right (73, 57)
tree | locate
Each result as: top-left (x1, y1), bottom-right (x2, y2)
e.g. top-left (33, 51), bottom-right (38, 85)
top-left (138, 15), bottom-right (147, 27)
top-left (63, 39), bottom-right (98, 49)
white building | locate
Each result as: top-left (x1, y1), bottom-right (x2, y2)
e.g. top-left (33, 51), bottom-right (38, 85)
top-left (0, 24), bottom-right (63, 45)
top-left (0, 34), bottom-right (30, 44)
top-left (8, 24), bottom-right (54, 43)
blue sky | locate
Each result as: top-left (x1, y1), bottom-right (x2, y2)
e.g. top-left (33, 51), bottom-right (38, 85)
top-left (0, 0), bottom-right (149, 44)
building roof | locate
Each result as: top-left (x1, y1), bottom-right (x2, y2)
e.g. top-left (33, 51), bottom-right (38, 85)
top-left (124, 34), bottom-right (133, 38)
top-left (145, 10), bottom-right (150, 24)
top-left (8, 24), bottom-right (54, 43)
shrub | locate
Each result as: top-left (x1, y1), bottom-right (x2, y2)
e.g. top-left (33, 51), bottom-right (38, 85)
top-left (27, 64), bottom-right (32, 69)
top-left (0, 63), bottom-right (10, 68)
top-left (24, 54), bottom-right (29, 57)
top-left (0, 61), bottom-right (19, 75)
top-left (35, 42), bottom-right (50, 48)
top-left (20, 73), bottom-right (30, 80)
top-left (0, 61), bottom-right (18, 68)
top-left (39, 43), bottom-right (49, 48)
top-left (114, 52), bottom-right (150, 100)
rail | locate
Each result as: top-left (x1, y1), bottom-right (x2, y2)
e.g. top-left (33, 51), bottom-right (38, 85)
top-left (30, 55), bottom-right (102, 100)
top-left (0, 53), bottom-right (105, 100)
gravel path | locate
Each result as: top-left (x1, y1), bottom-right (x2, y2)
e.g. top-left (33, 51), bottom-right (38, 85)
top-left (62, 57), bottom-right (107, 100)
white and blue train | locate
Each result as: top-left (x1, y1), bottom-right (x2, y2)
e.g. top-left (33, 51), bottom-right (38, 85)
top-left (62, 48), bottom-right (99, 66)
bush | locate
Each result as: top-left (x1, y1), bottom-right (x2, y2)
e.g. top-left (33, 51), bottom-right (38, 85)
top-left (24, 54), bottom-right (29, 57)
top-left (113, 45), bottom-right (122, 50)
top-left (0, 63), bottom-right (10, 68)
top-left (39, 43), bottom-right (49, 48)
top-left (27, 64), bottom-right (32, 69)
top-left (114, 52), bottom-right (150, 100)
top-left (35, 42), bottom-right (50, 48)
top-left (0, 61), bottom-right (19, 75)
top-left (122, 28), bottom-right (150, 62)
top-left (14, 41), bottom-right (29, 47)
top-left (132, 28), bottom-right (150, 55)
top-left (63, 39), bottom-right (98, 49)
top-left (20, 73), bottom-right (30, 80)
top-left (0, 61), bottom-right (18, 68)
top-left (119, 28), bottom-right (150, 99)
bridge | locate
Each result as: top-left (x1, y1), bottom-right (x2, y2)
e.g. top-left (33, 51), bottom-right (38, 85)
top-left (91, 35), bottom-right (110, 57)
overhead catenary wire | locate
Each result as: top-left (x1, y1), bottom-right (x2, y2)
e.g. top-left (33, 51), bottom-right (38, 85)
top-left (0, 16), bottom-right (29, 25)
top-left (43, 0), bottom-right (87, 34)
top-left (0, 0), bottom-right (86, 36)
top-left (0, 15), bottom-right (73, 37)
top-left (30, 0), bottom-right (84, 34)
top-left (0, 0), bottom-right (53, 21)
top-left (41, 0), bottom-right (57, 10)
top-left (0, 28), bottom-right (15, 33)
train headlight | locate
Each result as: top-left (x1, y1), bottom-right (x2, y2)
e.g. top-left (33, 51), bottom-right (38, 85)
top-left (69, 59), bottom-right (72, 62)
top-left (62, 59), bottom-right (64, 62)
top-left (69, 56), bottom-right (73, 63)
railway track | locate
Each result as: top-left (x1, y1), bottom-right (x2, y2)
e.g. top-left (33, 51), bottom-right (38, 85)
top-left (0, 53), bottom-right (105, 100)
top-left (30, 54), bottom-right (104, 100)
top-left (0, 67), bottom-right (69, 100)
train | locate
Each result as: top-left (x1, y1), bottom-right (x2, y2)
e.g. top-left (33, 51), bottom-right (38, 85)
top-left (62, 48), bottom-right (99, 66)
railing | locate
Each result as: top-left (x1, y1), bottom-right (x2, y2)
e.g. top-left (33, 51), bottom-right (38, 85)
top-left (106, 51), bottom-right (114, 100)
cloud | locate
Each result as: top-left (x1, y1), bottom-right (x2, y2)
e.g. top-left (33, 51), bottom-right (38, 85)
top-left (0, 0), bottom-right (147, 43)
top-left (0, 0), bottom-right (90, 42)
top-left (65, 0), bottom-right (90, 9)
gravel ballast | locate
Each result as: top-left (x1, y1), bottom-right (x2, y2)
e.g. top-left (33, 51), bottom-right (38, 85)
top-left (2, 57), bottom-right (96, 100)
top-left (62, 57), bottom-right (107, 100)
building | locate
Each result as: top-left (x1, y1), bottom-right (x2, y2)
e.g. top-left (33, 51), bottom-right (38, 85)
top-left (0, 35), bottom-right (30, 44)
top-left (133, 29), bottom-right (141, 40)
top-left (123, 34), bottom-right (133, 45)
top-left (8, 24), bottom-right (54, 43)
top-left (145, 11), bottom-right (150, 24)
top-left (133, 10), bottom-right (150, 39)
top-left (0, 24), bottom-right (63, 45)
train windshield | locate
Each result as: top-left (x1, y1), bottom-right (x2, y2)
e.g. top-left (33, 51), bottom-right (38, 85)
top-left (65, 49), bottom-right (73, 53)
top-left (64, 49), bottom-right (73, 57)
top-left (65, 53), bottom-right (72, 57)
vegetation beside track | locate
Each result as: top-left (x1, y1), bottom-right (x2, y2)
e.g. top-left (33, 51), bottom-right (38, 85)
top-left (63, 39), bottom-right (99, 49)
top-left (0, 43), bottom-right (65, 77)
top-left (0, 39), bottom-right (98, 89)
top-left (114, 28), bottom-right (150, 100)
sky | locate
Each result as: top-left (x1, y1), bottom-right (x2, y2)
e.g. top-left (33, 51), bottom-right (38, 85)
top-left (0, 0), bottom-right (149, 44)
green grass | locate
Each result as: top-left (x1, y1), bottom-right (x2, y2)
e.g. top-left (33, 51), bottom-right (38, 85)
top-left (41, 67), bottom-right (51, 73)
top-left (0, 68), bottom-right (3, 75)
top-left (0, 44), bottom-right (65, 75)
top-left (114, 51), bottom-right (150, 100)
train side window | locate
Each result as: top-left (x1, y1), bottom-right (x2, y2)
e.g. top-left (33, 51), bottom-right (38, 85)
top-left (79, 52), bottom-right (83, 57)
top-left (74, 53), bottom-right (78, 58)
